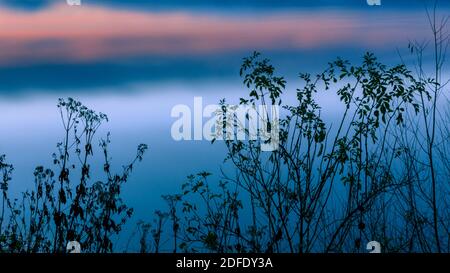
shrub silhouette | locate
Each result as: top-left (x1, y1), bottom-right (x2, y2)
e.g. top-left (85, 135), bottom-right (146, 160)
top-left (142, 50), bottom-right (448, 253)
top-left (1, 9), bottom-right (449, 253)
top-left (0, 98), bottom-right (147, 253)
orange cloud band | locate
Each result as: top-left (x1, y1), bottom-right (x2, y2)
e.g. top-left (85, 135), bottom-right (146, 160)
top-left (0, 3), bottom-right (429, 65)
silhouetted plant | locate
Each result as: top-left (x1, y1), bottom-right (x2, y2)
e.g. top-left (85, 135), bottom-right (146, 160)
top-left (1, 13), bottom-right (449, 253)
top-left (143, 48), bottom-right (448, 253)
top-left (0, 98), bottom-right (147, 253)
top-left (391, 4), bottom-right (450, 253)
top-left (159, 173), bottom-right (243, 253)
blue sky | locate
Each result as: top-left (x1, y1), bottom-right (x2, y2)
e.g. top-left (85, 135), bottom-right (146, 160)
top-left (0, 0), bottom-right (443, 10)
top-left (0, 0), bottom-right (448, 251)
top-left (0, 0), bottom-right (446, 93)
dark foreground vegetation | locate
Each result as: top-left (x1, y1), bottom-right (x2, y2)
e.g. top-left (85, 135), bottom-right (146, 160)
top-left (1, 8), bottom-right (449, 253)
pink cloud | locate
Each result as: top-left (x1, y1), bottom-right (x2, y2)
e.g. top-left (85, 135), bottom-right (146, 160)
top-left (0, 3), bottom-right (429, 65)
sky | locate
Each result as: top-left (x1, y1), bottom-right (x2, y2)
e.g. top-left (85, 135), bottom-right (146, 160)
top-left (0, 0), bottom-right (448, 251)
top-left (0, 0), bottom-right (447, 92)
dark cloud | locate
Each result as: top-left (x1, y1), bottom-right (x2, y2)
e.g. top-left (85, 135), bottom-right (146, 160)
top-left (0, 0), bottom-right (443, 94)
top-left (0, 0), bottom-right (54, 10)
top-left (0, 54), bottom-right (242, 94)
top-left (0, 47), bottom-right (402, 95)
